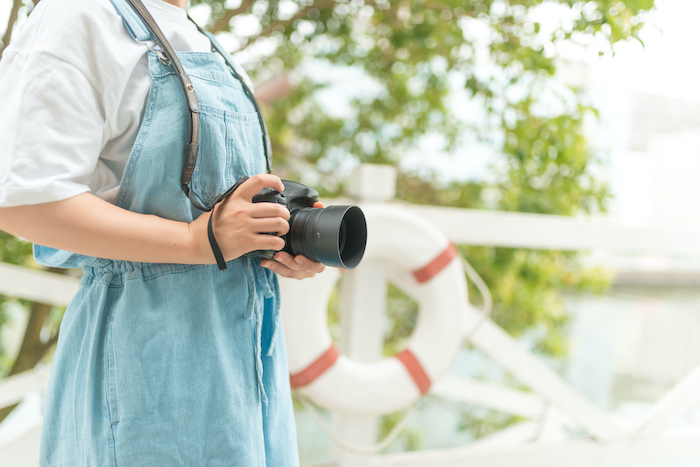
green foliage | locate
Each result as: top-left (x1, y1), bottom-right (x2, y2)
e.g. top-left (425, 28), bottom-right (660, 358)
top-left (379, 408), bottom-right (422, 451)
top-left (460, 246), bottom-right (610, 356)
top-left (0, 301), bottom-right (10, 375)
top-left (190, 0), bottom-right (654, 190)
top-left (458, 406), bottom-right (524, 440)
top-left (396, 173), bottom-right (485, 209)
top-left (500, 104), bottom-right (607, 216)
top-left (0, 232), bottom-right (33, 375)
top-left (0, 231), bottom-right (32, 266)
top-left (383, 284), bottom-right (418, 357)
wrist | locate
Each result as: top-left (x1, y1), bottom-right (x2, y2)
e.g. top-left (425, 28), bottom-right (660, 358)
top-left (184, 215), bottom-right (215, 265)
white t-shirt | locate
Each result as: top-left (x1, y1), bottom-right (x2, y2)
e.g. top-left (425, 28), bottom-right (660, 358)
top-left (0, 0), bottom-right (223, 206)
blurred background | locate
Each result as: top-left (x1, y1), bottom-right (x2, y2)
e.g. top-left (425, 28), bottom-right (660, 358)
top-left (3, 0), bottom-right (700, 465)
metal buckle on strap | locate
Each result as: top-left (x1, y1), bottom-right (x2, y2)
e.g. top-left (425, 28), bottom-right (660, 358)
top-left (134, 38), bottom-right (171, 65)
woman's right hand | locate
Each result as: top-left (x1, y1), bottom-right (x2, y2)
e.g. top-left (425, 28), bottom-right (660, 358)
top-left (188, 174), bottom-right (291, 264)
top-left (0, 176), bottom-right (290, 266)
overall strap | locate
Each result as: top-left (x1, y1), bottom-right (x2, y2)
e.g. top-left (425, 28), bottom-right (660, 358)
top-left (107, 0), bottom-right (272, 206)
top-left (108, 0), bottom-right (202, 205)
top-left (107, 0), bottom-right (153, 42)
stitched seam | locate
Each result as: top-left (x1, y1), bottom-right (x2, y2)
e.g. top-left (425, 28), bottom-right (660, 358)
top-left (88, 263), bottom-right (218, 286)
top-left (200, 103), bottom-right (258, 121)
top-left (104, 310), bottom-right (119, 467)
top-left (188, 74), bottom-right (244, 89)
top-left (109, 420), bottom-right (119, 467)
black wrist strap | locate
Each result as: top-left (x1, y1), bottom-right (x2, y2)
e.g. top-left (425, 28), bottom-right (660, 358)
top-left (207, 209), bottom-right (226, 271)
top-left (207, 176), bottom-right (249, 271)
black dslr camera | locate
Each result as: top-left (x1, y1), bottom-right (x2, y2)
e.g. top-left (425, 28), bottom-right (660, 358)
top-left (246, 181), bottom-right (367, 269)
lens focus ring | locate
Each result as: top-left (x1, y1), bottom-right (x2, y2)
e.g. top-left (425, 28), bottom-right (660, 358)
top-left (303, 208), bottom-right (321, 262)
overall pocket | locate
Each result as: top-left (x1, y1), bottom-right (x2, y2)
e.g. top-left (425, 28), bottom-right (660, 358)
top-left (188, 103), bottom-right (264, 209)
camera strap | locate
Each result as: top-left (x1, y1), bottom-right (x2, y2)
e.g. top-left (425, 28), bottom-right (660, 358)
top-left (123, 0), bottom-right (272, 212)
top-left (124, 0), bottom-right (201, 196)
top-left (207, 176), bottom-right (250, 271)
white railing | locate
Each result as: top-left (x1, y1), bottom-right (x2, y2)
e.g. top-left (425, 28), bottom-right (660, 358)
top-left (0, 264), bottom-right (79, 466)
top-left (315, 165), bottom-right (700, 467)
top-left (2, 164), bottom-right (700, 466)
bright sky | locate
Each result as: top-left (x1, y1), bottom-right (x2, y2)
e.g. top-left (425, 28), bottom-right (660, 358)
top-left (593, 0), bottom-right (700, 103)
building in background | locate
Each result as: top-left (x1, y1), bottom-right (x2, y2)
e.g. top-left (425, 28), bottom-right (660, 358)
top-left (560, 3), bottom-right (700, 432)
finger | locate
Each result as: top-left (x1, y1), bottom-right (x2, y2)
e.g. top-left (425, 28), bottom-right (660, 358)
top-left (272, 251), bottom-right (304, 271)
top-left (292, 255), bottom-right (326, 274)
top-left (312, 201), bottom-right (325, 208)
top-left (252, 218), bottom-right (290, 236)
top-left (249, 202), bottom-right (290, 220)
top-left (252, 233), bottom-right (285, 252)
top-left (261, 259), bottom-right (315, 280)
top-left (235, 174), bottom-right (285, 201)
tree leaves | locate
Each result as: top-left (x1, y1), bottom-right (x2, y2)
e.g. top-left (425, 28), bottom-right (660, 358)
top-left (193, 0), bottom-right (652, 365)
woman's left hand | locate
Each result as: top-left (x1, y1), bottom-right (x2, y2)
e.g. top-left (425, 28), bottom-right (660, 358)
top-left (260, 202), bottom-right (326, 279)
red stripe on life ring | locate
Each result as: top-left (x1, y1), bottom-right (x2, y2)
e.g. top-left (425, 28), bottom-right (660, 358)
top-left (396, 349), bottom-right (431, 395)
top-left (412, 244), bottom-right (458, 283)
top-left (290, 345), bottom-right (340, 388)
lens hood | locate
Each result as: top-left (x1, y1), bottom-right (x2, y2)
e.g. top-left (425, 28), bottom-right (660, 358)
top-left (288, 205), bottom-right (367, 269)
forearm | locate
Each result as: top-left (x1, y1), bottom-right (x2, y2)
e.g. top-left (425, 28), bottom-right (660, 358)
top-left (0, 193), bottom-right (211, 264)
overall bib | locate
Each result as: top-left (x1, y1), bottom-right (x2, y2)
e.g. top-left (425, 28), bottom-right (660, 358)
top-left (35, 1), bottom-right (298, 465)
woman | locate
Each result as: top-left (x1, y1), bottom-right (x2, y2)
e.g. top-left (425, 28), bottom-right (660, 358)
top-left (0, 0), bottom-right (321, 464)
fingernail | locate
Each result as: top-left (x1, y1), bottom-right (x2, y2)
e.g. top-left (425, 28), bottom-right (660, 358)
top-left (294, 256), bottom-right (304, 265)
top-left (275, 254), bottom-right (284, 262)
top-left (261, 261), bottom-right (271, 269)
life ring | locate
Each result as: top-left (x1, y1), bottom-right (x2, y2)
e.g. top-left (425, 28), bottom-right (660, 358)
top-left (279, 205), bottom-right (468, 416)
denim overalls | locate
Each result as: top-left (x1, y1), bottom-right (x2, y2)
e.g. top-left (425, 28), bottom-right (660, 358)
top-left (35, 1), bottom-right (298, 465)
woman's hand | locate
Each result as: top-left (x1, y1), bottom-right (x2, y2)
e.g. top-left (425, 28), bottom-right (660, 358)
top-left (260, 201), bottom-right (326, 280)
top-left (260, 251), bottom-right (326, 280)
top-left (0, 175), bottom-right (312, 267)
top-left (189, 174), bottom-right (291, 263)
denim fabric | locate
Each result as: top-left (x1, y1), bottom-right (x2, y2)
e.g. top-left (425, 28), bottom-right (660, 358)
top-left (36, 2), bottom-right (298, 465)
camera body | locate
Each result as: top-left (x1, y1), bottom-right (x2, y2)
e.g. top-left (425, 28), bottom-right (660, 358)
top-left (246, 180), bottom-right (367, 270)
top-left (251, 180), bottom-right (319, 217)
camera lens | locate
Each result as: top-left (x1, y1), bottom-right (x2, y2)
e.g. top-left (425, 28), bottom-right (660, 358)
top-left (287, 205), bottom-right (367, 269)
top-left (338, 220), bottom-right (347, 254)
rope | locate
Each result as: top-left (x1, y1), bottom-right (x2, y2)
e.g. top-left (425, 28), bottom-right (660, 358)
top-left (299, 250), bottom-right (494, 454)
top-left (297, 395), bottom-right (417, 454)
top-left (461, 254), bottom-right (494, 340)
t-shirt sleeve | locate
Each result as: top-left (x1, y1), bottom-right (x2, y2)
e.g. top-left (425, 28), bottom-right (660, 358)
top-left (0, 47), bottom-right (106, 207)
